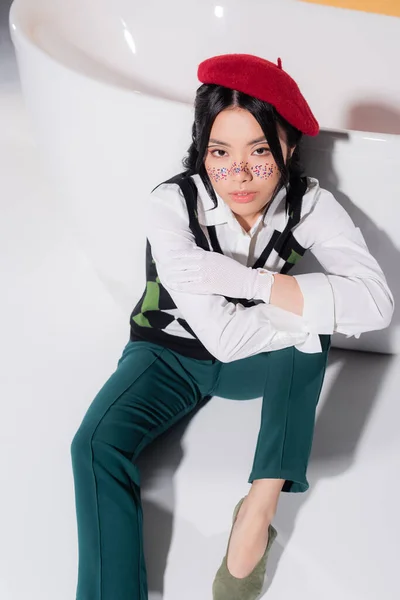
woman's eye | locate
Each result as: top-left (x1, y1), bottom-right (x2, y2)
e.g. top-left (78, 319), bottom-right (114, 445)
top-left (210, 149), bottom-right (227, 158)
top-left (254, 147), bottom-right (271, 156)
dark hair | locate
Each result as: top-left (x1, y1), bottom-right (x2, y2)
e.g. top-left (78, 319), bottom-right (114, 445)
top-left (182, 84), bottom-right (304, 209)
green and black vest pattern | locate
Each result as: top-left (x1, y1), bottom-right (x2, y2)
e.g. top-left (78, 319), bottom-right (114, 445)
top-left (130, 172), bottom-right (308, 360)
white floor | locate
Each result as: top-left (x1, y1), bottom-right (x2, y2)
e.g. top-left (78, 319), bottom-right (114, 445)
top-left (1, 12), bottom-right (400, 600)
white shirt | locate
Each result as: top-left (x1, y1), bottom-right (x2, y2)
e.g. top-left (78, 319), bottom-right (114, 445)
top-left (144, 173), bottom-right (394, 362)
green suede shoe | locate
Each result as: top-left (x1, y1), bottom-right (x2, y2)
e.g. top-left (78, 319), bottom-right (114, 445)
top-left (212, 496), bottom-right (277, 600)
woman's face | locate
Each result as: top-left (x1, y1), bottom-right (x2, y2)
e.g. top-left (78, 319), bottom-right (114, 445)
top-left (204, 107), bottom-right (292, 230)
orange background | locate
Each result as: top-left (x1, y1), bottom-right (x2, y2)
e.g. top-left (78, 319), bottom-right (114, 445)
top-left (300, 0), bottom-right (400, 17)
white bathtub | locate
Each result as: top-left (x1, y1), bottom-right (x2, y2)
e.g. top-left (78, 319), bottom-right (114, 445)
top-left (9, 0), bottom-right (400, 354)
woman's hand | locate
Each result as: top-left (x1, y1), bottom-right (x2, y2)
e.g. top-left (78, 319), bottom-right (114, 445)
top-left (158, 247), bottom-right (275, 303)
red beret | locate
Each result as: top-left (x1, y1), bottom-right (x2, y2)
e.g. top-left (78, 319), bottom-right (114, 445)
top-left (197, 53), bottom-right (319, 136)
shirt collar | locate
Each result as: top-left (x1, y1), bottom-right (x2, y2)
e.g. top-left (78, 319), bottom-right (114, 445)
top-left (191, 173), bottom-right (228, 226)
top-left (191, 173), bottom-right (288, 230)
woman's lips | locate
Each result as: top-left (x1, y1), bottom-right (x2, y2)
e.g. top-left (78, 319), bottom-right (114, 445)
top-left (229, 192), bottom-right (257, 203)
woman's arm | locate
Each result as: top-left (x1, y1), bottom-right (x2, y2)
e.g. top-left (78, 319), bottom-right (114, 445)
top-left (144, 183), bottom-right (310, 363)
top-left (257, 188), bottom-right (394, 336)
top-left (291, 189), bottom-right (394, 337)
top-left (155, 182), bottom-right (394, 340)
top-left (269, 274), bottom-right (304, 317)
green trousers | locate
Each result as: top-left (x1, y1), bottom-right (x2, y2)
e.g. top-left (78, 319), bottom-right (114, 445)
top-left (71, 336), bottom-right (330, 600)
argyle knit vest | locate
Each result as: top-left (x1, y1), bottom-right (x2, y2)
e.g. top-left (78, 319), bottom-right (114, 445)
top-left (129, 172), bottom-right (308, 360)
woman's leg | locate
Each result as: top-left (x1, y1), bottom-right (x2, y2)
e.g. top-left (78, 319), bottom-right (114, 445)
top-left (248, 335), bottom-right (331, 492)
top-left (70, 341), bottom-right (215, 600)
top-left (212, 335), bottom-right (331, 576)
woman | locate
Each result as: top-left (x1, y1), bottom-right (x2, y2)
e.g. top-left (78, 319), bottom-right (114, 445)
top-left (70, 53), bottom-right (394, 600)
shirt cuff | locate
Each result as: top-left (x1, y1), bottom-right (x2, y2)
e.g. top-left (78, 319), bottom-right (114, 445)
top-left (295, 333), bottom-right (322, 353)
top-left (293, 273), bottom-right (335, 335)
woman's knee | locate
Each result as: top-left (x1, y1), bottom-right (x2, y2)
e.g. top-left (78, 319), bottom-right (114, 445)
top-left (70, 423), bottom-right (112, 478)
